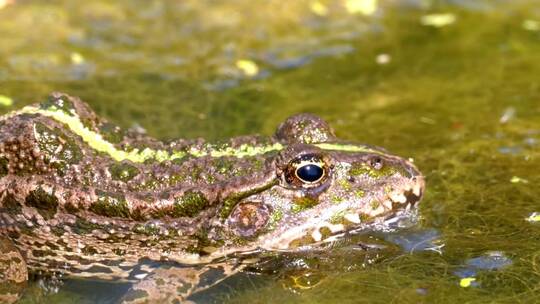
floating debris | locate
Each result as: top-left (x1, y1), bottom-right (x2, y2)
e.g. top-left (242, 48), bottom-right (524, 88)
top-left (420, 13), bottom-right (456, 27)
top-left (70, 52), bottom-right (85, 65)
top-left (0, 95), bottom-right (13, 107)
top-left (455, 251), bottom-right (512, 288)
top-left (235, 59), bottom-right (259, 77)
top-left (376, 53), bottom-right (391, 65)
top-left (345, 0), bottom-right (378, 16)
top-left (523, 19), bottom-right (540, 31)
top-left (510, 176), bottom-right (529, 184)
top-left (524, 137), bottom-right (537, 146)
top-left (310, 1), bottom-right (328, 16)
top-left (419, 117), bottom-right (436, 125)
top-left (499, 107), bottom-right (515, 124)
top-left (498, 146), bottom-right (522, 155)
top-left (526, 212), bottom-right (540, 223)
top-left (459, 277), bottom-right (477, 288)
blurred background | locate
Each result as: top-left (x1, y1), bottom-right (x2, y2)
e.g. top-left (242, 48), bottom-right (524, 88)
top-left (2, 0), bottom-right (540, 303)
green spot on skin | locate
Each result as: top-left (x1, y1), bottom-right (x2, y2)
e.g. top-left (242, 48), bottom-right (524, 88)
top-left (370, 200), bottom-right (381, 210)
top-left (40, 95), bottom-right (76, 114)
top-left (349, 162), bottom-right (397, 179)
top-left (319, 226), bottom-right (332, 238)
top-left (2, 193), bottom-right (22, 215)
top-left (90, 191), bottom-right (130, 218)
top-left (213, 158), bottom-right (234, 174)
top-left (338, 179), bottom-right (352, 191)
top-left (171, 191), bottom-right (209, 217)
top-left (133, 223), bottom-right (162, 236)
top-left (34, 122), bottom-right (82, 174)
top-left (109, 162), bottom-right (139, 182)
top-left (99, 123), bottom-right (124, 144)
top-left (329, 211), bottom-right (346, 224)
top-left (25, 187), bottom-right (59, 220)
top-left (176, 282), bottom-right (193, 295)
top-left (64, 202), bottom-right (79, 214)
top-left (289, 235), bottom-right (316, 248)
top-left (50, 226), bottom-right (66, 237)
top-left (292, 196), bottom-right (319, 213)
top-left (189, 166), bottom-right (204, 181)
top-left (121, 289), bottom-right (149, 303)
top-left (359, 213), bottom-right (371, 222)
top-left (268, 209), bottom-right (283, 229)
top-left (331, 195), bottom-right (343, 204)
top-left (81, 246), bottom-right (98, 255)
top-left (0, 157), bottom-right (7, 177)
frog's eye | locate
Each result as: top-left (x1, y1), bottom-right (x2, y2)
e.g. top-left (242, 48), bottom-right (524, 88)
top-left (296, 162), bottom-right (324, 183)
top-left (285, 154), bottom-right (328, 187)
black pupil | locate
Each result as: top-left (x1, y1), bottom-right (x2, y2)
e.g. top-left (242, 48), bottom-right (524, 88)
top-left (296, 164), bottom-right (324, 183)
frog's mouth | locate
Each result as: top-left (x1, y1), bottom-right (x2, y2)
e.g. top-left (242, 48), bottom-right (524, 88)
top-left (261, 175), bottom-right (425, 251)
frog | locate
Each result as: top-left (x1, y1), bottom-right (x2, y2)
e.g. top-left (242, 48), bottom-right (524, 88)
top-left (0, 93), bottom-right (424, 303)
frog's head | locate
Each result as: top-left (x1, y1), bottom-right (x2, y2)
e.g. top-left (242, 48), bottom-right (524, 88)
top-left (222, 114), bottom-right (424, 251)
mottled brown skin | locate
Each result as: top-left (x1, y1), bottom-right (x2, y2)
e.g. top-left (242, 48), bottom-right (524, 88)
top-left (0, 93), bottom-right (424, 303)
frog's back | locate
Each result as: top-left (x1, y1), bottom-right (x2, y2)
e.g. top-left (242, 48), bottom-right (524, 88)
top-left (0, 93), bottom-right (278, 280)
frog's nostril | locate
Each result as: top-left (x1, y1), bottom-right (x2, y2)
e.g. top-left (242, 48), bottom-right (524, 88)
top-left (369, 157), bottom-right (384, 170)
top-left (405, 163), bottom-right (422, 179)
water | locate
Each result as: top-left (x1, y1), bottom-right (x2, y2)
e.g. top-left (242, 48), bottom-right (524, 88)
top-left (2, 0), bottom-right (540, 303)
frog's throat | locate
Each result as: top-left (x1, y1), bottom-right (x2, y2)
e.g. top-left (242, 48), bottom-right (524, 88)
top-left (7, 104), bottom-right (385, 163)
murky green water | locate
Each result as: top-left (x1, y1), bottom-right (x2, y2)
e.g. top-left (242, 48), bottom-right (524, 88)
top-left (2, 0), bottom-right (540, 303)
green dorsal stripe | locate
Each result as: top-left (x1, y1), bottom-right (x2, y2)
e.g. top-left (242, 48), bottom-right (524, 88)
top-left (18, 105), bottom-right (284, 162)
top-left (313, 143), bottom-right (384, 155)
top-left (8, 104), bottom-right (383, 163)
